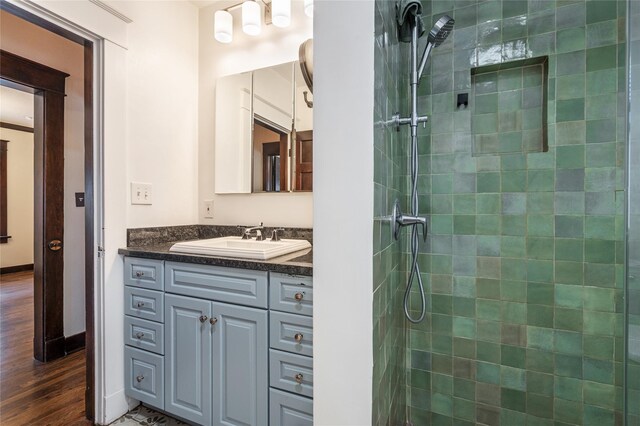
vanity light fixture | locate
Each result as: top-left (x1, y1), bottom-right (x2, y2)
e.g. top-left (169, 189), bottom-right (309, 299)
top-left (271, 0), bottom-right (291, 28)
top-left (214, 10), bottom-right (233, 43)
top-left (213, 0), bottom-right (310, 44)
top-left (242, 0), bottom-right (262, 36)
top-left (304, 0), bottom-right (313, 17)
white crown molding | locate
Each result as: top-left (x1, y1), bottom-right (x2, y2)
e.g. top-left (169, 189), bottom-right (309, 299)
top-left (87, 0), bottom-right (133, 24)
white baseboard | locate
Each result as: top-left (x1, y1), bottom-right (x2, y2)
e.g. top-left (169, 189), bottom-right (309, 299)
top-left (98, 389), bottom-right (133, 425)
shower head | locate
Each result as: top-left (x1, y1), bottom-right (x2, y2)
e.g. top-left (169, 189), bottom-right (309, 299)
top-left (417, 15), bottom-right (455, 81)
top-left (427, 15), bottom-right (455, 47)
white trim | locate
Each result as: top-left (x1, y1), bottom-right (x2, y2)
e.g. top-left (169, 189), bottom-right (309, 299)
top-left (103, 389), bottom-right (135, 425)
top-left (23, 0), bottom-right (129, 49)
top-left (87, 0), bottom-right (133, 24)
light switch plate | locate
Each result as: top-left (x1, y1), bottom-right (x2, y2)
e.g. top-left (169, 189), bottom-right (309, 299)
top-left (204, 200), bottom-right (214, 218)
top-left (131, 182), bottom-right (152, 205)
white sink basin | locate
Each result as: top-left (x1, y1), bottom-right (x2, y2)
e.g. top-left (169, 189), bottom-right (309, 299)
top-left (169, 236), bottom-right (311, 260)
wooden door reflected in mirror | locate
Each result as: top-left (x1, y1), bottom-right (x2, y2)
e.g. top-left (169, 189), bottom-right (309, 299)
top-left (295, 130), bottom-right (312, 191)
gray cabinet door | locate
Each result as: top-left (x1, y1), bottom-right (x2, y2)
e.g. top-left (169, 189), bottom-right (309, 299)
top-left (211, 302), bottom-right (268, 426)
top-left (165, 294), bottom-right (211, 425)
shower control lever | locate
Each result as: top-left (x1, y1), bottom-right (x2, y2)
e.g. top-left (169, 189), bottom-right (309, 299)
top-left (391, 200), bottom-right (428, 242)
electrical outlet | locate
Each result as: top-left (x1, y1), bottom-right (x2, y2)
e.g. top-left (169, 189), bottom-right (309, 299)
top-left (131, 182), bottom-right (152, 205)
top-left (204, 199), bottom-right (214, 218)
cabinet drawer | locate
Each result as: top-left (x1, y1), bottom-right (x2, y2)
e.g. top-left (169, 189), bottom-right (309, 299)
top-left (269, 388), bottom-right (313, 426)
top-left (124, 316), bottom-right (164, 355)
top-left (269, 273), bottom-right (313, 316)
top-left (124, 346), bottom-right (164, 410)
top-left (165, 262), bottom-right (268, 308)
top-left (124, 257), bottom-right (164, 290)
top-left (125, 286), bottom-right (164, 323)
top-left (270, 349), bottom-right (313, 398)
top-left (270, 312), bottom-right (313, 357)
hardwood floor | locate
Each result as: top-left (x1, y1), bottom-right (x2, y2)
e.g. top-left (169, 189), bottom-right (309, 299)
top-left (0, 271), bottom-right (91, 425)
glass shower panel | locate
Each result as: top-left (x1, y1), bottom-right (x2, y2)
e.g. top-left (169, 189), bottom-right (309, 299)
top-left (627, 0), bottom-right (640, 424)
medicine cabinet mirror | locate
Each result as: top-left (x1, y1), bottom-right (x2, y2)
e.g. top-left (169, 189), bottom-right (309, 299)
top-left (214, 61), bottom-right (313, 194)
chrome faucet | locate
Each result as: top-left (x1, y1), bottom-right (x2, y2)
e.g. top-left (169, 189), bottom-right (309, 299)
top-left (241, 222), bottom-right (265, 240)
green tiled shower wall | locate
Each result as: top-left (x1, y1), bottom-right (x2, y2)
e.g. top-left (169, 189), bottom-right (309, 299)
top-left (626, 1), bottom-right (640, 425)
top-left (372, 0), bottom-right (410, 424)
top-left (406, 0), bottom-right (628, 424)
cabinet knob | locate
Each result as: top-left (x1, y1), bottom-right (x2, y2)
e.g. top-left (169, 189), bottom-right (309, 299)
top-left (136, 301), bottom-right (145, 308)
top-left (199, 315), bottom-right (208, 323)
top-left (135, 332), bottom-right (144, 339)
top-left (294, 333), bottom-right (304, 342)
top-left (295, 373), bottom-right (304, 384)
top-left (210, 317), bottom-right (218, 325)
top-left (136, 375), bottom-right (144, 383)
top-left (294, 292), bottom-right (304, 301)
top-left (135, 271), bottom-right (144, 278)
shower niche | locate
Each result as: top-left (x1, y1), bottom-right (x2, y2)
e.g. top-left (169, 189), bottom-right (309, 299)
top-left (470, 56), bottom-right (549, 156)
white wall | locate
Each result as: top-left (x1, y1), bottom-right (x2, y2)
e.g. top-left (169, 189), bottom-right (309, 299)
top-left (313, 0), bottom-right (374, 424)
top-left (0, 128), bottom-right (34, 268)
top-left (117, 1), bottom-right (200, 228)
top-left (0, 10), bottom-right (86, 336)
top-left (198, 2), bottom-right (313, 227)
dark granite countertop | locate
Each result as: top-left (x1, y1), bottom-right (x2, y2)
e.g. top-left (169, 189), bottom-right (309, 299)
top-left (118, 225), bottom-right (313, 276)
top-left (118, 243), bottom-right (312, 276)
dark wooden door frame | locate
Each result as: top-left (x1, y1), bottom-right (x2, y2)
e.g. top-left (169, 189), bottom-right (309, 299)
top-left (0, 2), bottom-right (95, 420)
top-left (0, 50), bottom-right (68, 363)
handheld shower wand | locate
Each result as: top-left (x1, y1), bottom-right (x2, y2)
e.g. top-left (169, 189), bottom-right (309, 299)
top-left (393, 11), bottom-right (454, 323)
top-left (418, 15), bottom-right (455, 81)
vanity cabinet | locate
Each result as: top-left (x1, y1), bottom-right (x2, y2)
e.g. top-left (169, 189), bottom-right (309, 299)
top-left (164, 293), bottom-right (268, 426)
top-left (123, 256), bottom-right (312, 426)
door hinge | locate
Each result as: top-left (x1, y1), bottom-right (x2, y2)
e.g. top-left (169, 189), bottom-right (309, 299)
top-left (97, 245), bottom-right (104, 257)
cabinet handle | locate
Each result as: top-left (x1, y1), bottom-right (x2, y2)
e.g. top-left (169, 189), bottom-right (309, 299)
top-left (136, 374), bottom-right (144, 383)
top-left (136, 301), bottom-right (145, 308)
top-left (295, 373), bottom-right (304, 384)
top-left (294, 292), bottom-right (304, 301)
top-left (210, 317), bottom-right (218, 325)
top-left (135, 332), bottom-right (144, 339)
top-left (135, 271), bottom-right (144, 278)
top-left (199, 315), bottom-right (208, 323)
top-left (294, 333), bottom-right (304, 342)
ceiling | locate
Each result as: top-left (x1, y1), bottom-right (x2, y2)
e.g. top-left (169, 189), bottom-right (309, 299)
top-left (0, 85), bottom-right (34, 128)
top-left (189, 0), bottom-right (237, 10)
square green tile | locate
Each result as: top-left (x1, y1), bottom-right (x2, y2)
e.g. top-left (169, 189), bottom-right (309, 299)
top-left (527, 304), bottom-right (554, 327)
top-left (556, 27), bottom-right (586, 53)
top-left (587, 45), bottom-right (618, 71)
top-left (556, 98), bottom-right (585, 122)
top-left (555, 260), bottom-right (584, 285)
top-left (555, 307), bottom-right (584, 331)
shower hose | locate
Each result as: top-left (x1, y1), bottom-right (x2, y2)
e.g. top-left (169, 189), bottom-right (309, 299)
top-left (403, 120), bottom-right (427, 323)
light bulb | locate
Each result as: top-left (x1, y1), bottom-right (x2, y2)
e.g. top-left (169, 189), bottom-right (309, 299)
top-left (214, 10), bottom-right (233, 43)
top-left (242, 1), bottom-right (262, 36)
top-left (271, 0), bottom-right (290, 28)
top-left (304, 0), bottom-right (313, 18)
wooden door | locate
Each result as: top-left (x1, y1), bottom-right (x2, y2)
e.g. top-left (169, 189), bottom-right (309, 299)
top-left (164, 294), bottom-right (212, 425)
top-left (0, 50), bottom-right (68, 362)
top-left (295, 130), bottom-right (313, 191)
